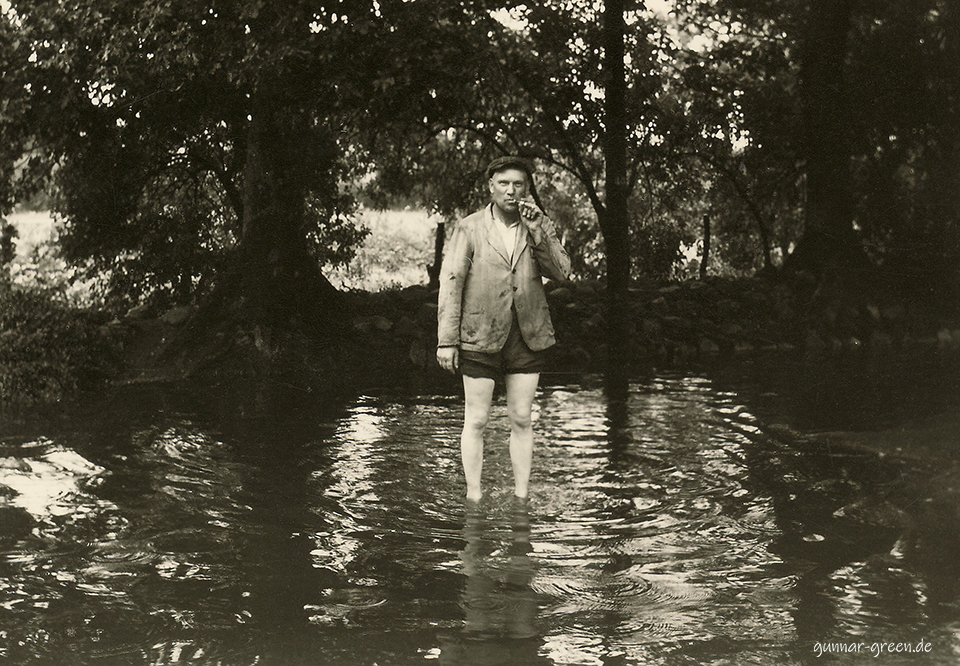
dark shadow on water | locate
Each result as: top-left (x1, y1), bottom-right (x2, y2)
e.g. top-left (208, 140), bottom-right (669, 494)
top-left (0, 378), bottom-right (354, 663)
top-left (603, 371), bottom-right (631, 452)
top-left (439, 501), bottom-right (551, 665)
top-left (703, 350), bottom-right (960, 661)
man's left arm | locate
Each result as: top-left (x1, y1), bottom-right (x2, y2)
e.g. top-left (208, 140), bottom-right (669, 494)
top-left (519, 203), bottom-right (571, 281)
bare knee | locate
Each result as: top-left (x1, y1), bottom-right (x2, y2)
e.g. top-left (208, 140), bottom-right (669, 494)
top-left (464, 408), bottom-right (490, 433)
top-left (508, 407), bottom-right (532, 430)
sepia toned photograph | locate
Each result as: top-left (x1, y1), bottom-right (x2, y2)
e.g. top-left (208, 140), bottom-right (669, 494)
top-left (1, 1), bottom-right (958, 663)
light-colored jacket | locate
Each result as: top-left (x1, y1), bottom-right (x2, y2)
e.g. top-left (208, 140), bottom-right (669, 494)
top-left (437, 204), bottom-right (571, 353)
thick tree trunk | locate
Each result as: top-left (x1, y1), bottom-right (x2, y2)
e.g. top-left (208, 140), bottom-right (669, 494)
top-left (602, 0), bottom-right (630, 375)
top-left (155, 92), bottom-right (345, 373)
top-left (239, 90), bottom-right (342, 334)
top-left (789, 0), bottom-right (866, 273)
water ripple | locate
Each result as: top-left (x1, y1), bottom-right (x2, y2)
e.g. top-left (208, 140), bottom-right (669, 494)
top-left (1, 359), bottom-right (958, 664)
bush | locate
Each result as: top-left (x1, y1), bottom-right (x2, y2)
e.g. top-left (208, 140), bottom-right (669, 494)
top-left (0, 287), bottom-right (119, 410)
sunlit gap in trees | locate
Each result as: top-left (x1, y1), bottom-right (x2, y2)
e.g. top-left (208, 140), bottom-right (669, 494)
top-left (198, 7), bottom-right (216, 27)
top-left (490, 6), bottom-right (527, 31)
top-left (87, 81), bottom-right (117, 108)
top-left (309, 1), bottom-right (383, 33)
top-left (492, 0), bottom-right (673, 32)
top-left (490, 0), bottom-right (751, 156)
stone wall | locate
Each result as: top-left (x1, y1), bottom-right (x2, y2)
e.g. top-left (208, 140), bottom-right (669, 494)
top-left (345, 276), bottom-right (960, 380)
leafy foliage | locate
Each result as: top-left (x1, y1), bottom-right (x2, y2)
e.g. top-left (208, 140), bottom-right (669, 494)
top-left (1, 0), bottom-right (380, 311)
top-left (846, 0), bottom-right (960, 282)
top-left (0, 288), bottom-right (118, 409)
top-left (358, 2), bottom-right (677, 278)
top-left (680, 0), bottom-right (960, 282)
top-left (2, 0), bottom-right (958, 312)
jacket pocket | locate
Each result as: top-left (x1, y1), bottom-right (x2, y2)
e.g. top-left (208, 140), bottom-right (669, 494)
top-left (461, 311), bottom-right (483, 342)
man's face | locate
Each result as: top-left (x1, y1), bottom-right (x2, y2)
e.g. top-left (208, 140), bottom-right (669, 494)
top-left (488, 168), bottom-right (529, 214)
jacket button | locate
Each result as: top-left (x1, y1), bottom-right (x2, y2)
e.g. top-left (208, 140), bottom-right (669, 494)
top-left (512, 286), bottom-right (518, 291)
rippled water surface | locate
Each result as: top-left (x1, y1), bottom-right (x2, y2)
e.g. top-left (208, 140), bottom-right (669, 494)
top-left (2, 351), bottom-right (960, 664)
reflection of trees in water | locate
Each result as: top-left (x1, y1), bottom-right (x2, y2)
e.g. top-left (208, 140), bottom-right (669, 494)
top-left (707, 354), bottom-right (960, 655)
top-left (0, 381), bottom-right (353, 663)
top-left (441, 502), bottom-right (550, 666)
top-left (734, 419), bottom-right (930, 651)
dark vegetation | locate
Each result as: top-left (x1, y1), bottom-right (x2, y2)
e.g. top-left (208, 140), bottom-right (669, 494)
top-left (1, 0), bottom-right (958, 409)
top-left (0, 288), bottom-right (118, 409)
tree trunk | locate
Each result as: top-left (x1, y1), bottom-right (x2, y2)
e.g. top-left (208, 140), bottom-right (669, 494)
top-left (789, 0), bottom-right (866, 273)
top-left (602, 0), bottom-right (630, 376)
top-left (738, 189), bottom-right (774, 271)
top-left (239, 90), bottom-right (342, 334)
top-left (427, 220), bottom-right (446, 289)
top-left (700, 214), bottom-right (711, 279)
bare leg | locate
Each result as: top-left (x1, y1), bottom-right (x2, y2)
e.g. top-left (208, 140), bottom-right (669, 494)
top-left (505, 372), bottom-right (540, 499)
top-left (461, 375), bottom-right (495, 501)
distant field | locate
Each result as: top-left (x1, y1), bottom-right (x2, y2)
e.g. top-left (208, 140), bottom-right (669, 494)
top-left (7, 208), bottom-right (442, 294)
top-left (7, 211), bottom-right (56, 258)
top-left (329, 208), bottom-right (443, 292)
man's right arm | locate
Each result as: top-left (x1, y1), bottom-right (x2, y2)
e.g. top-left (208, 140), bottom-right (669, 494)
top-left (436, 345), bottom-right (459, 373)
top-left (437, 220), bottom-right (472, 352)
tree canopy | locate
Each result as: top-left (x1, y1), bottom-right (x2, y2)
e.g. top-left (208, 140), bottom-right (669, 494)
top-left (1, 0), bottom-right (958, 324)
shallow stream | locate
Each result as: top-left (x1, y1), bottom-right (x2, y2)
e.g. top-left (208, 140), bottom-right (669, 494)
top-left (1, 350), bottom-right (959, 664)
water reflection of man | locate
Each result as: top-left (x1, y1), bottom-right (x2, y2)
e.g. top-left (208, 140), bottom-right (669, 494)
top-left (437, 156), bottom-right (571, 501)
top-left (440, 505), bottom-right (546, 665)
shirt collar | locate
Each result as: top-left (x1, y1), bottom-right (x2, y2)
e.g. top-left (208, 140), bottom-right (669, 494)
top-left (489, 203), bottom-right (519, 228)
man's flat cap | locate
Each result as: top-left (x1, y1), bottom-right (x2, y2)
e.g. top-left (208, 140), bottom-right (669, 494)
top-left (486, 155), bottom-right (534, 179)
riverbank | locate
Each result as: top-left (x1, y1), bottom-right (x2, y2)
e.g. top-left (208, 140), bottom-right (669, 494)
top-left (3, 269), bottom-right (958, 416)
top-left (347, 272), bottom-right (959, 371)
top-left (113, 272), bottom-right (960, 395)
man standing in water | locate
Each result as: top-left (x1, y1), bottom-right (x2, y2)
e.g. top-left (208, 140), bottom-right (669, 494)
top-left (437, 156), bottom-right (571, 501)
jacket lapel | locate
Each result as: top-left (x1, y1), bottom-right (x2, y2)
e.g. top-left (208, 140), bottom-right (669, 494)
top-left (511, 225), bottom-right (528, 269)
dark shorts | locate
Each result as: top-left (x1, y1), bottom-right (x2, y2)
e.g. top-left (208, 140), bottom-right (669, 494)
top-left (461, 311), bottom-right (545, 381)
